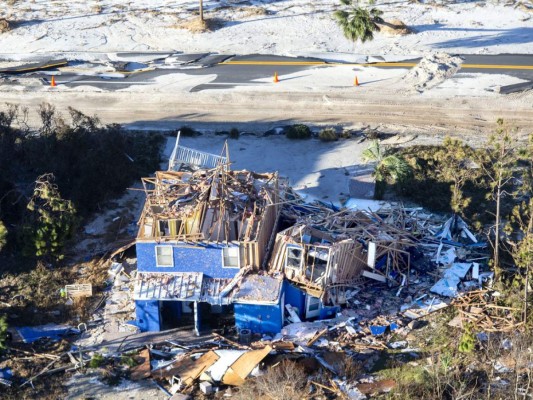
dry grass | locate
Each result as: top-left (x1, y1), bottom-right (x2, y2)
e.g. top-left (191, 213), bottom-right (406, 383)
top-left (234, 360), bottom-right (309, 400)
top-left (378, 19), bottom-right (414, 36)
top-left (0, 18), bottom-right (11, 33)
top-left (172, 17), bottom-right (224, 32)
top-left (92, 3), bottom-right (103, 14)
top-left (237, 6), bottom-right (270, 17)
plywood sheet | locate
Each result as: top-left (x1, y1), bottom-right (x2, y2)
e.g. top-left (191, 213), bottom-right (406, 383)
top-left (222, 345), bottom-right (272, 386)
top-left (153, 350), bottom-right (219, 386)
top-left (130, 349), bottom-right (151, 381)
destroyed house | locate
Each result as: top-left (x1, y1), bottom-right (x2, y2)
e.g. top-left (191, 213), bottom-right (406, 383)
top-left (133, 140), bottom-right (281, 333)
top-left (269, 208), bottom-right (416, 319)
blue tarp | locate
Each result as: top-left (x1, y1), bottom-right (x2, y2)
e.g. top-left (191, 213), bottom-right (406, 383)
top-left (370, 322), bottom-right (398, 335)
top-left (0, 368), bottom-right (12, 380)
top-left (17, 324), bottom-right (76, 343)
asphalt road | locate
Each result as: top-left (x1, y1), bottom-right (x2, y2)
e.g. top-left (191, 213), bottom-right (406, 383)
top-left (4, 53), bottom-right (532, 91)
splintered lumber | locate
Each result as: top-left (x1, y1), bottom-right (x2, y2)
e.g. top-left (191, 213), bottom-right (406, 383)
top-left (130, 349), bottom-right (151, 381)
top-left (272, 341), bottom-right (295, 351)
top-left (222, 345), bottom-right (272, 386)
top-left (152, 350), bottom-right (219, 385)
top-left (311, 380), bottom-right (341, 394)
top-left (451, 290), bottom-right (523, 333)
top-left (65, 283), bottom-right (93, 298)
top-left (213, 332), bottom-right (250, 349)
top-left (307, 328), bottom-right (328, 347)
top-left (20, 353), bottom-right (67, 387)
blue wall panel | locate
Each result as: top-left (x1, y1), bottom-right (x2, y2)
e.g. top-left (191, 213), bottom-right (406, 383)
top-left (135, 300), bottom-right (160, 332)
top-left (235, 303), bottom-right (283, 335)
top-left (319, 305), bottom-right (340, 320)
top-left (136, 242), bottom-right (240, 278)
top-left (284, 282), bottom-right (305, 317)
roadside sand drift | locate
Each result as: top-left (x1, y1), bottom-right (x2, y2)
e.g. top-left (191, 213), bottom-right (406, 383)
top-left (401, 53), bottom-right (463, 93)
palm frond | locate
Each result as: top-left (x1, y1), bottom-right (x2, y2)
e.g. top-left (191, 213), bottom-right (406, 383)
top-left (362, 140), bottom-right (382, 163)
top-left (381, 155), bottom-right (412, 182)
top-left (333, 1), bottom-right (382, 43)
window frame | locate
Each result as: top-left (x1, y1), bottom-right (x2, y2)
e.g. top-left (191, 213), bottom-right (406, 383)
top-left (285, 244), bottom-right (303, 270)
top-left (222, 246), bottom-right (240, 269)
top-left (155, 245), bottom-right (174, 267)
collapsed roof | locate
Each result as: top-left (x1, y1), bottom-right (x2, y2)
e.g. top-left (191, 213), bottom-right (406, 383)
top-left (137, 167), bottom-right (279, 243)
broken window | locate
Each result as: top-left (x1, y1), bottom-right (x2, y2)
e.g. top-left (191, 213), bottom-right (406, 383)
top-left (155, 246), bottom-right (173, 267)
top-left (222, 247), bottom-right (240, 268)
top-left (305, 295), bottom-right (321, 318)
top-left (306, 246), bottom-right (329, 284)
top-left (285, 245), bottom-right (303, 270)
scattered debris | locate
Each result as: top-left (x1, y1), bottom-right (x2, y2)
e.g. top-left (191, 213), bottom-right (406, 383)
top-left (65, 283), bottom-right (93, 298)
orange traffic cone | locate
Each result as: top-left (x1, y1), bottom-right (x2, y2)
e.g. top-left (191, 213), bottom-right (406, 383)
top-left (273, 72), bottom-right (279, 83)
top-left (354, 76), bottom-right (359, 86)
top-left (50, 76), bottom-right (57, 87)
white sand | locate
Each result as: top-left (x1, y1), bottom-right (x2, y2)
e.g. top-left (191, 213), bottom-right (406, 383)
top-left (0, 0), bottom-right (531, 56)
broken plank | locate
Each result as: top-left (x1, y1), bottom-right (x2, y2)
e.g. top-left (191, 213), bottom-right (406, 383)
top-left (307, 328), bottom-right (328, 347)
top-left (65, 283), bottom-right (93, 298)
top-left (222, 345), bottom-right (272, 386)
top-left (153, 350), bottom-right (219, 386)
top-left (362, 270), bottom-right (387, 283)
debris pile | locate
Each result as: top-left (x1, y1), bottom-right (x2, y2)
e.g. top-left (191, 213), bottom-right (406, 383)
top-left (449, 290), bottom-right (524, 332)
top-left (401, 52), bottom-right (463, 93)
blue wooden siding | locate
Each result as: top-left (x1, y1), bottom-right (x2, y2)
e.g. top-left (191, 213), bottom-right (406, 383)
top-left (284, 282), bottom-right (339, 321)
top-left (284, 282), bottom-right (306, 317)
top-left (320, 305), bottom-right (340, 319)
top-left (136, 242), bottom-right (240, 278)
top-left (234, 302), bottom-right (283, 335)
top-left (135, 300), bottom-right (160, 332)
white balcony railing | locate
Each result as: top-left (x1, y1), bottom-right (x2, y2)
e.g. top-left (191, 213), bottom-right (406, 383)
top-left (169, 131), bottom-right (227, 171)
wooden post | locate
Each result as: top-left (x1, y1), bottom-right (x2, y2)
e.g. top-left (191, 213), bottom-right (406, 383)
top-left (199, 0), bottom-right (204, 22)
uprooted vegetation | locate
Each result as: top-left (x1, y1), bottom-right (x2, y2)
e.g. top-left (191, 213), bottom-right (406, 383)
top-left (0, 102), bottom-right (163, 268)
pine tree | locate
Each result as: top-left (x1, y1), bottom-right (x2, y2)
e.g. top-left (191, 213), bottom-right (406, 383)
top-left (0, 315), bottom-right (8, 350)
top-left (477, 119), bottom-right (519, 279)
top-left (0, 220), bottom-right (6, 252)
top-left (505, 133), bottom-right (533, 323)
top-left (434, 137), bottom-right (480, 216)
top-left (22, 174), bottom-right (77, 261)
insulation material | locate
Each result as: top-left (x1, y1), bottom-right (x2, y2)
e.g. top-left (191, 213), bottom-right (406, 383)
top-left (203, 350), bottom-right (246, 382)
top-left (430, 263), bottom-right (472, 297)
top-left (152, 351), bottom-right (220, 385)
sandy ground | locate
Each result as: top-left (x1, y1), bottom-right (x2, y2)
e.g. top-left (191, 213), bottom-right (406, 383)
top-left (0, 0), bottom-right (531, 56)
top-left (65, 372), bottom-right (167, 399)
top-left (0, 87), bottom-right (531, 135)
top-left (174, 134), bottom-right (367, 203)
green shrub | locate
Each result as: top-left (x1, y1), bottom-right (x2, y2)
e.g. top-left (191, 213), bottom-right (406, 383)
top-left (318, 128), bottom-right (338, 142)
top-left (286, 124), bottom-right (311, 140)
top-left (229, 127), bottom-right (240, 139)
top-left (120, 354), bottom-right (138, 367)
top-left (458, 324), bottom-right (475, 353)
top-left (89, 353), bottom-right (105, 368)
top-left (340, 129), bottom-right (353, 139)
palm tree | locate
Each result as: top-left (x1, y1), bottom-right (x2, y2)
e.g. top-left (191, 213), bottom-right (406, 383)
top-left (199, 0), bottom-right (204, 22)
top-left (362, 140), bottom-right (411, 199)
top-left (334, 0), bottom-right (383, 44)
